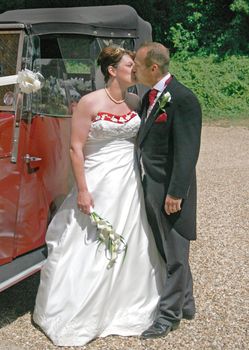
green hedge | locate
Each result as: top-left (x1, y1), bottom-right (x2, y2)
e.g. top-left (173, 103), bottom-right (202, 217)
top-left (170, 55), bottom-right (249, 120)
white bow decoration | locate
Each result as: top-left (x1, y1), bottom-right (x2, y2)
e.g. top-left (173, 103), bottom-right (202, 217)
top-left (0, 69), bottom-right (44, 94)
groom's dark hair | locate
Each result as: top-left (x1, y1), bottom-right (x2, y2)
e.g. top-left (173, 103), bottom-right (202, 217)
top-left (139, 42), bottom-right (170, 73)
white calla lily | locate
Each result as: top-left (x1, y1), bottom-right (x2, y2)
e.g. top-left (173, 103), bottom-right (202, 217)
top-left (158, 91), bottom-right (172, 111)
top-left (88, 208), bottom-right (127, 269)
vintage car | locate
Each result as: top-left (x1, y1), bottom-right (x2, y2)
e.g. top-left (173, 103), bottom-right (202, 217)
top-left (0, 5), bottom-right (151, 292)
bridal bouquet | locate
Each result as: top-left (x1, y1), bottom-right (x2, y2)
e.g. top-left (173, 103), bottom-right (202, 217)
top-left (89, 209), bottom-right (127, 269)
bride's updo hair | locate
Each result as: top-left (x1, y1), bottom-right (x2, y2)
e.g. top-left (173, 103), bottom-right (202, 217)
top-left (97, 45), bottom-right (135, 83)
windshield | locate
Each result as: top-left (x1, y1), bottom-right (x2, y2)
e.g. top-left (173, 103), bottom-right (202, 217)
top-left (32, 35), bottom-right (135, 117)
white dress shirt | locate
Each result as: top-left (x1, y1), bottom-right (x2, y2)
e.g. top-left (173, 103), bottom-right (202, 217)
top-left (146, 73), bottom-right (171, 119)
top-left (141, 73), bottom-right (171, 178)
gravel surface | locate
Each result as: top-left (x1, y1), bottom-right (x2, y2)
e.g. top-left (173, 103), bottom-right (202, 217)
top-left (0, 125), bottom-right (248, 350)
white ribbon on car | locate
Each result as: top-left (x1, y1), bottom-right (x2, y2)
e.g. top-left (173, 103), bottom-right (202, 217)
top-left (0, 69), bottom-right (43, 94)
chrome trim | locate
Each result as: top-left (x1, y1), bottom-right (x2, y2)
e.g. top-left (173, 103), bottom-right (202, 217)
top-left (0, 260), bottom-right (45, 292)
top-left (0, 24), bottom-right (25, 29)
top-left (10, 92), bottom-right (23, 163)
top-left (24, 154), bottom-right (42, 163)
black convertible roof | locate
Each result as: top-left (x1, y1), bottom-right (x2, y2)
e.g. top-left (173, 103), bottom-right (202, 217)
top-left (0, 5), bottom-right (151, 42)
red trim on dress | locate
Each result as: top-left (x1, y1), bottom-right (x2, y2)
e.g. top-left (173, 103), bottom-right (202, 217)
top-left (92, 111), bottom-right (137, 124)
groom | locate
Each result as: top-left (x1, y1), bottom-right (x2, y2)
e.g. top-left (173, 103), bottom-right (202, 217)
top-left (133, 42), bottom-right (202, 338)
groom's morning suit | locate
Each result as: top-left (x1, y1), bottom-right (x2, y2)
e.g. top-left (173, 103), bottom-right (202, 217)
top-left (137, 75), bottom-right (202, 326)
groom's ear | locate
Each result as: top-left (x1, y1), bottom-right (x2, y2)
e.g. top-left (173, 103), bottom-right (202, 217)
top-left (151, 63), bottom-right (159, 72)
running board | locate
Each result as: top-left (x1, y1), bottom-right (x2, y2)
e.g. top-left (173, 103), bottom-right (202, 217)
top-left (0, 246), bottom-right (47, 292)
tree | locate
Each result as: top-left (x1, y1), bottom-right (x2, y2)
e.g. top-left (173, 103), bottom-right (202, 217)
top-left (0, 0), bottom-right (248, 56)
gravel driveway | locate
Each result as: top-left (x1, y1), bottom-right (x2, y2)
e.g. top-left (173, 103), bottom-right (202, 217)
top-left (0, 125), bottom-right (248, 350)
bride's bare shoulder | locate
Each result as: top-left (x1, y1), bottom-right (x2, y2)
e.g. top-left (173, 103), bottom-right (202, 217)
top-left (77, 89), bottom-right (105, 111)
top-left (79, 89), bottom-right (104, 104)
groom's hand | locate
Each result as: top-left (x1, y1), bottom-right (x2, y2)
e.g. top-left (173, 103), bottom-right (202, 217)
top-left (165, 195), bottom-right (182, 215)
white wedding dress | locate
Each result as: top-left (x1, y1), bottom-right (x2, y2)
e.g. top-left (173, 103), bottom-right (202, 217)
top-left (33, 111), bottom-right (165, 347)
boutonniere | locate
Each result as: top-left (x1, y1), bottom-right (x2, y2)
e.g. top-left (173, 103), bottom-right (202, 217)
top-left (158, 91), bottom-right (172, 112)
top-left (153, 92), bottom-right (171, 124)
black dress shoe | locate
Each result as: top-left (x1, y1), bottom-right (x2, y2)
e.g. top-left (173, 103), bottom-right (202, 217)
top-left (182, 311), bottom-right (195, 320)
top-left (141, 321), bottom-right (179, 339)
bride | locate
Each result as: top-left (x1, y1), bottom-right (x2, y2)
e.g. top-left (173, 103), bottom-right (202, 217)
top-left (33, 45), bottom-right (165, 347)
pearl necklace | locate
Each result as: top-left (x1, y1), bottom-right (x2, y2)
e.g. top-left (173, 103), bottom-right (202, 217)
top-left (105, 87), bottom-right (125, 104)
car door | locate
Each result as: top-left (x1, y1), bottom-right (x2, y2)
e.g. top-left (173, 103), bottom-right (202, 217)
top-left (0, 29), bottom-right (25, 265)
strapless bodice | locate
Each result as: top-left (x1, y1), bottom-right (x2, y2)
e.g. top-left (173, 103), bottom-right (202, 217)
top-left (88, 111), bottom-right (140, 140)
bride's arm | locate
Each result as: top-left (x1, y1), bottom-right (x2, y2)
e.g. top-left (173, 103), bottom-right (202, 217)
top-left (70, 95), bottom-right (95, 214)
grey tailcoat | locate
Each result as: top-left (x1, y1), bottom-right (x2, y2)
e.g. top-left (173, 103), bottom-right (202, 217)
top-left (137, 76), bottom-right (202, 240)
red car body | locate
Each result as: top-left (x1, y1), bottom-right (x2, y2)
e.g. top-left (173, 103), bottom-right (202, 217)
top-left (0, 5), bottom-right (151, 292)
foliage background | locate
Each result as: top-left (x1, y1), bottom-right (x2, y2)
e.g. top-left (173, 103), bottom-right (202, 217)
top-left (0, 0), bottom-right (248, 119)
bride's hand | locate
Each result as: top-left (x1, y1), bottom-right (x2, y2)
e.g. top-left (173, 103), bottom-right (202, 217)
top-left (77, 190), bottom-right (94, 215)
